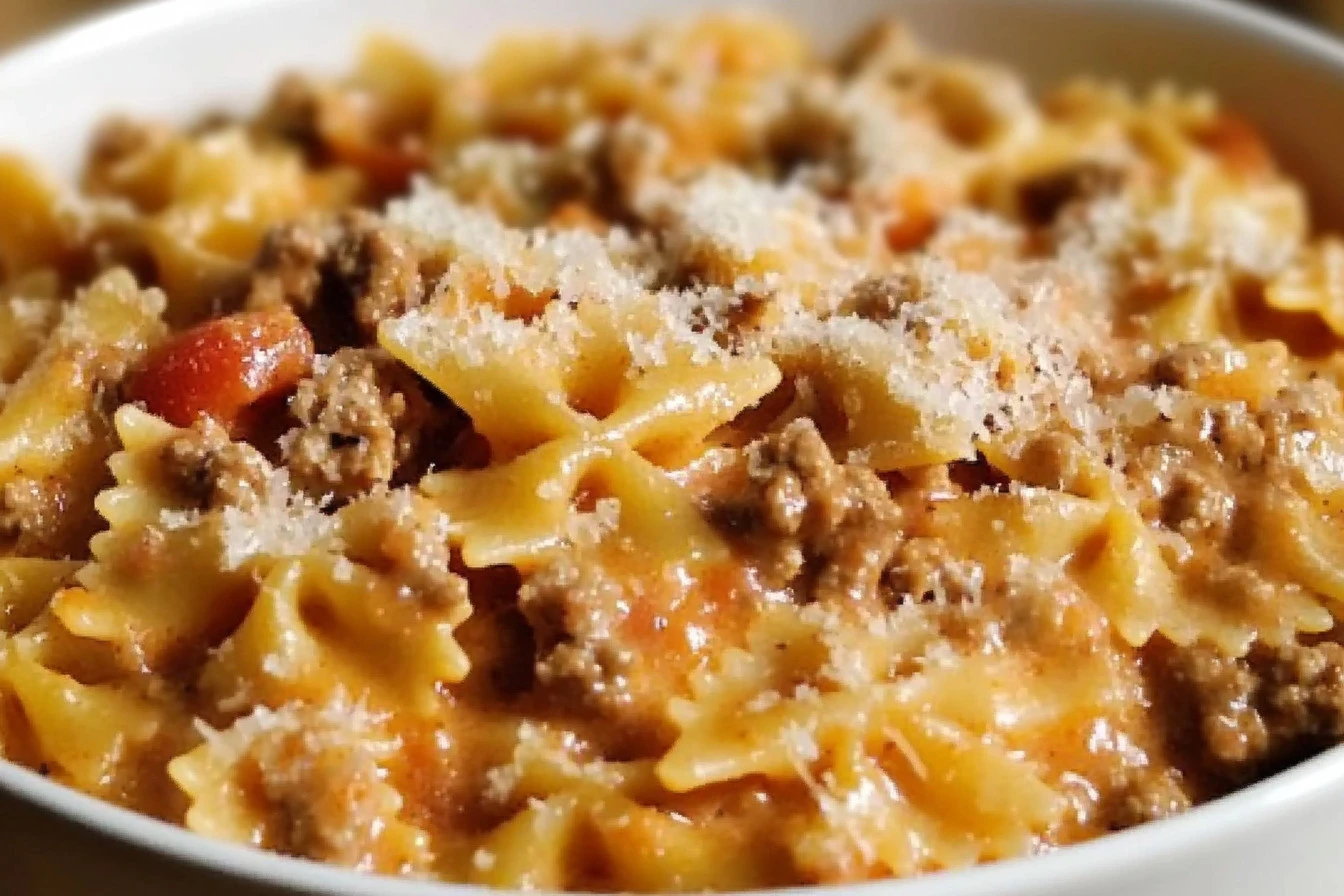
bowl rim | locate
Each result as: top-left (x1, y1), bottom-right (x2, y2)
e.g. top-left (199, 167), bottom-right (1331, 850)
top-left (5, 0), bottom-right (1344, 893)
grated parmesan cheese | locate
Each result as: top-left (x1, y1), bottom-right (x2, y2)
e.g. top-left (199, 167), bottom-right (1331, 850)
top-left (217, 468), bottom-right (340, 571)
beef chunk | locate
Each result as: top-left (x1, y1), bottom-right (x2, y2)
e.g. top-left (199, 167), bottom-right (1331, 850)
top-left (345, 490), bottom-right (468, 614)
top-left (1156, 640), bottom-right (1344, 785)
top-left (238, 704), bottom-right (430, 872)
top-left (1157, 466), bottom-right (1237, 544)
top-left (1018, 161), bottom-right (1125, 226)
top-left (247, 211), bottom-right (425, 349)
top-left (0, 473), bottom-right (108, 560)
top-left (517, 560), bottom-right (634, 715)
top-left (247, 219), bottom-right (329, 316)
top-left (1095, 764), bottom-right (1192, 832)
top-left (84, 115), bottom-right (171, 205)
top-left (1014, 431), bottom-right (1090, 492)
top-left (281, 348), bottom-right (432, 501)
top-left (161, 417), bottom-right (277, 511)
top-left (256, 73), bottom-right (324, 153)
top-left (711, 419), bottom-right (904, 605)
top-left (884, 537), bottom-right (984, 604)
top-left (843, 274), bottom-right (919, 321)
top-left (328, 215), bottom-right (424, 340)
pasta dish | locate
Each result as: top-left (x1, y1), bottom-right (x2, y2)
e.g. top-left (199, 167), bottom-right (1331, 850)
top-left (4, 12), bottom-right (1344, 890)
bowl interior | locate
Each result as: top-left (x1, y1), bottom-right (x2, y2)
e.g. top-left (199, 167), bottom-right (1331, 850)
top-left (4, 1), bottom-right (1344, 895)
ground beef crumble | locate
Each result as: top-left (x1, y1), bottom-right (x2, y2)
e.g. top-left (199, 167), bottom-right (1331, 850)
top-left (282, 348), bottom-right (434, 501)
top-left (160, 417), bottom-right (276, 511)
top-left (241, 718), bottom-right (423, 869)
top-left (1017, 161), bottom-right (1126, 227)
top-left (1093, 763), bottom-right (1192, 832)
top-left (83, 115), bottom-right (172, 204)
top-left (709, 419), bottom-right (906, 606)
top-left (247, 210), bottom-right (425, 350)
top-left (1156, 466), bottom-right (1237, 545)
top-left (255, 73), bottom-right (325, 155)
top-left (1114, 373), bottom-right (1344, 609)
top-left (883, 537), bottom-right (985, 605)
top-left (345, 491), bottom-right (469, 616)
top-left (0, 473), bottom-right (109, 560)
top-left (1150, 640), bottom-right (1344, 786)
top-left (842, 274), bottom-right (918, 321)
top-left (1140, 353), bottom-right (1342, 481)
top-left (516, 560), bottom-right (635, 717)
top-left (1014, 431), bottom-right (1090, 492)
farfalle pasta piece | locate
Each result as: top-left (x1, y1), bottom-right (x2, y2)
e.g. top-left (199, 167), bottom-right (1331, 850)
top-left (153, 132), bottom-right (351, 316)
top-left (0, 269), bottom-right (165, 486)
top-left (89, 128), bottom-right (358, 323)
top-left (0, 271), bottom-right (62, 385)
top-left (64, 402), bottom-right (469, 704)
top-left (50, 407), bottom-right (256, 672)
top-left (0, 156), bottom-right (75, 277)
top-left (469, 792), bottom-right (586, 891)
top-left (0, 645), bottom-right (166, 796)
top-left (921, 490), bottom-right (1108, 566)
top-left (379, 306), bottom-right (574, 456)
top-left (199, 552), bottom-right (470, 714)
top-left (774, 260), bottom-right (1090, 470)
top-left (1072, 500), bottom-right (1202, 647)
top-left (475, 787), bottom-right (774, 892)
top-left (169, 697), bottom-right (434, 874)
top-left (658, 606), bottom-right (1064, 878)
top-left (1157, 514), bottom-right (1330, 656)
top-left (474, 722), bottom-right (773, 891)
top-left (985, 432), bottom-right (1333, 655)
top-left (983, 436), bottom-right (1214, 648)
top-left (918, 57), bottom-right (1042, 154)
top-left (382, 298), bottom-right (779, 567)
top-left (427, 442), bottom-right (734, 568)
top-left (52, 404), bottom-right (342, 673)
top-left (1265, 238), bottom-right (1344, 337)
top-left (0, 269), bottom-right (167, 558)
top-left (786, 723), bottom-right (1060, 879)
top-left (1144, 275), bottom-right (1229, 346)
top-left (420, 439), bottom-right (725, 568)
top-left (1148, 269), bottom-right (1334, 351)
top-left (1253, 488), bottom-right (1344, 609)
top-left (586, 796), bottom-right (774, 893)
top-left (0, 559), bottom-right (81, 634)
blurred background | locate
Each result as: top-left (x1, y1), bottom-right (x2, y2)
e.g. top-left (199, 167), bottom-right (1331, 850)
top-left (1287, 0), bottom-right (1344, 30)
top-left (0, 0), bottom-right (1341, 48)
top-left (0, 0), bottom-right (109, 47)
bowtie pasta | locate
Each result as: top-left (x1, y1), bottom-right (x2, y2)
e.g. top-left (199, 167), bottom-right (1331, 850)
top-left (3, 11), bottom-right (1344, 891)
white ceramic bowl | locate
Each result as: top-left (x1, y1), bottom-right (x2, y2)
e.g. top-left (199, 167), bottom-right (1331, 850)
top-left (4, 0), bottom-right (1344, 893)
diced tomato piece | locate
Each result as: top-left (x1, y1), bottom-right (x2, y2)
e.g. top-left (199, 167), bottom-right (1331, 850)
top-left (884, 179), bottom-right (941, 252)
top-left (1195, 113), bottom-right (1275, 179)
top-left (319, 94), bottom-right (428, 195)
top-left (125, 309), bottom-right (314, 434)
